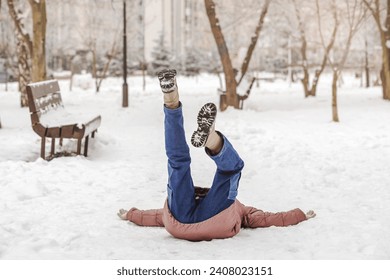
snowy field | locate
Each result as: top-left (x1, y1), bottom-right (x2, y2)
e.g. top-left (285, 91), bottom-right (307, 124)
top-left (0, 73), bottom-right (389, 260)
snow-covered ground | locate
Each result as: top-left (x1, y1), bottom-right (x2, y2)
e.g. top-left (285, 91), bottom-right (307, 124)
top-left (0, 73), bottom-right (389, 260)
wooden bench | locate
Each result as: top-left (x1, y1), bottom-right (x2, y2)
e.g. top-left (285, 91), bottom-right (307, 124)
top-left (26, 80), bottom-right (101, 160)
top-left (218, 77), bottom-right (256, 110)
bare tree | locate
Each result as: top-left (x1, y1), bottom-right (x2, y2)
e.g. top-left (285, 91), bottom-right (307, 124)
top-left (316, 0), bottom-right (366, 122)
top-left (204, 0), bottom-right (271, 111)
top-left (292, 0), bottom-right (338, 98)
top-left (90, 39), bottom-right (119, 93)
top-left (80, 1), bottom-right (121, 93)
top-left (363, 0), bottom-right (390, 100)
top-left (6, 0), bottom-right (47, 107)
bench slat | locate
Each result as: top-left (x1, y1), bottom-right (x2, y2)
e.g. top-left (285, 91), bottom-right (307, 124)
top-left (83, 116), bottom-right (102, 137)
top-left (46, 127), bottom-right (61, 138)
top-left (61, 125), bottom-right (76, 138)
top-left (28, 80), bottom-right (61, 99)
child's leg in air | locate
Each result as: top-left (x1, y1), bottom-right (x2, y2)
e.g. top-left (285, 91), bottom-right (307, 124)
top-left (190, 103), bottom-right (244, 222)
top-left (158, 69), bottom-right (196, 223)
top-left (195, 133), bottom-right (244, 221)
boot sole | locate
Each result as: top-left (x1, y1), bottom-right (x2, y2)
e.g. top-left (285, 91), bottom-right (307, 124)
top-left (191, 103), bottom-right (217, 148)
top-left (158, 69), bottom-right (177, 93)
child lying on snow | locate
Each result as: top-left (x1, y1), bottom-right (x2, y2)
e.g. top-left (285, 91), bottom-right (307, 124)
top-left (118, 69), bottom-right (316, 241)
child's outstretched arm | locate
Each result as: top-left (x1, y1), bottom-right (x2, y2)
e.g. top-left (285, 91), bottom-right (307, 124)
top-left (117, 208), bottom-right (164, 227)
top-left (241, 206), bottom-right (315, 228)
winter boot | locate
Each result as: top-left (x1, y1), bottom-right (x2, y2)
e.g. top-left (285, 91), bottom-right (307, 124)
top-left (157, 69), bottom-right (179, 108)
top-left (191, 103), bottom-right (221, 152)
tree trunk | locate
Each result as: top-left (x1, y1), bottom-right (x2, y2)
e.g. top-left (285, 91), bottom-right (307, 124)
top-left (29, 0), bottom-right (47, 82)
top-left (309, 71), bottom-right (320, 97)
top-left (297, 28), bottom-right (311, 98)
top-left (7, 0), bottom-right (47, 106)
top-left (91, 48), bottom-right (99, 91)
top-left (7, 0), bottom-right (32, 107)
top-left (375, 26), bottom-right (388, 98)
top-left (383, 0), bottom-right (390, 99)
top-left (69, 56), bottom-right (74, 92)
top-left (381, 52), bottom-right (390, 100)
top-left (365, 0), bottom-right (390, 99)
top-left (142, 63), bottom-right (146, 91)
top-left (381, 67), bottom-right (390, 100)
top-left (204, 0), bottom-right (238, 111)
top-left (16, 37), bottom-right (31, 107)
top-left (310, 52), bottom-right (331, 96)
top-left (95, 54), bottom-right (114, 93)
top-left (380, 31), bottom-right (390, 100)
top-left (331, 70), bottom-right (339, 122)
top-left (301, 67), bottom-right (310, 98)
top-left (364, 39), bottom-right (370, 88)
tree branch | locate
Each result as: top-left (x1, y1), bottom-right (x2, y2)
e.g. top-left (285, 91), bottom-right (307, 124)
top-left (292, 0), bottom-right (308, 67)
top-left (363, 0), bottom-right (378, 18)
top-left (237, 0), bottom-right (271, 85)
top-left (337, 0), bottom-right (366, 72)
top-left (316, 0), bottom-right (339, 68)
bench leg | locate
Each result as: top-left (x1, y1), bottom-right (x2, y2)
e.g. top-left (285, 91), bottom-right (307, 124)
top-left (60, 138), bottom-right (63, 146)
top-left (41, 137), bottom-right (46, 159)
top-left (92, 130), bottom-right (96, 138)
top-left (51, 138), bottom-right (55, 156)
top-left (84, 136), bottom-right (89, 157)
top-left (77, 138), bottom-right (82, 155)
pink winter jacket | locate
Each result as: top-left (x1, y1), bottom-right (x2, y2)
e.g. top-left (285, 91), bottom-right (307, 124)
top-left (126, 199), bottom-right (307, 241)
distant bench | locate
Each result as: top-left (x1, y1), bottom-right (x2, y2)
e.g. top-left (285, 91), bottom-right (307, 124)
top-left (218, 77), bottom-right (256, 110)
top-left (26, 80), bottom-right (101, 160)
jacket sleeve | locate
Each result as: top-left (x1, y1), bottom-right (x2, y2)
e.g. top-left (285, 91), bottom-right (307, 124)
top-left (126, 207), bottom-right (164, 227)
top-left (241, 206), bottom-right (307, 228)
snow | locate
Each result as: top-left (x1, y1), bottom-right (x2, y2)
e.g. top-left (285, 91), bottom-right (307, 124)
top-left (39, 107), bottom-right (99, 129)
top-left (1, 73), bottom-right (390, 260)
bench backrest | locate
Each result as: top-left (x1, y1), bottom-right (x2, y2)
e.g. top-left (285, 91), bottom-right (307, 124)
top-left (26, 80), bottom-right (63, 125)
